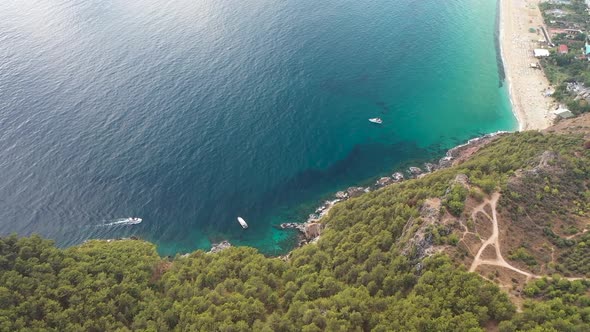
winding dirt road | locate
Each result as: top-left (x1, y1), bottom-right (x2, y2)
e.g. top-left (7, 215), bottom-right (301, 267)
top-left (467, 193), bottom-right (583, 281)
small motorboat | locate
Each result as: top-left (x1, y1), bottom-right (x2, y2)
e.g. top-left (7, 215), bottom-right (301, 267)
top-left (369, 118), bottom-right (383, 124)
top-left (128, 217), bottom-right (142, 225)
top-left (237, 217), bottom-right (248, 229)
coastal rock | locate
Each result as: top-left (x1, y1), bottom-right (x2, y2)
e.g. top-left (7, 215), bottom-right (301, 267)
top-left (315, 199), bottom-right (340, 220)
top-left (375, 176), bottom-right (392, 187)
top-left (307, 213), bottom-right (320, 222)
top-left (392, 172), bottom-right (405, 182)
top-left (438, 156), bottom-right (454, 169)
top-left (346, 186), bottom-right (365, 198)
top-left (209, 240), bottom-right (231, 254)
top-left (335, 191), bottom-right (348, 199)
top-left (280, 222), bottom-right (306, 232)
top-left (304, 223), bottom-right (322, 240)
top-left (409, 167), bottom-right (422, 176)
top-left (424, 163), bottom-right (437, 173)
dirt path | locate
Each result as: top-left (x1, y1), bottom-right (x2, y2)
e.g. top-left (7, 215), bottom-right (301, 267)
top-left (566, 228), bottom-right (588, 240)
top-left (467, 193), bottom-right (583, 282)
top-left (468, 193), bottom-right (534, 279)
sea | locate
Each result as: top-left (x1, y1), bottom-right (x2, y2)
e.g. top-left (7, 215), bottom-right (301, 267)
top-left (0, 0), bottom-right (516, 256)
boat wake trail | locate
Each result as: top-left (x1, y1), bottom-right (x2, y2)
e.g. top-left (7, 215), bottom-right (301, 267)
top-left (100, 217), bottom-right (142, 226)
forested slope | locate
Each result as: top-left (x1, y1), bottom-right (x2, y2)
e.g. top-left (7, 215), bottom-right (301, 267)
top-left (1, 130), bottom-right (590, 331)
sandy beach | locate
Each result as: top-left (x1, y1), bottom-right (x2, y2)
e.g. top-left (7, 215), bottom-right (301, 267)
top-left (500, 0), bottom-right (554, 130)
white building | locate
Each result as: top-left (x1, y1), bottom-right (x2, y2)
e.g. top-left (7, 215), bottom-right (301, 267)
top-left (552, 107), bottom-right (574, 119)
top-left (534, 49), bottom-right (550, 57)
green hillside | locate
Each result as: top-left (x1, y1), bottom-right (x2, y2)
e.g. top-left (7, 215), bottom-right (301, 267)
top-left (1, 130), bottom-right (590, 331)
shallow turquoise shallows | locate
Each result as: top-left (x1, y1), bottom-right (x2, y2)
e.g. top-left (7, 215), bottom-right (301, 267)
top-left (0, 0), bottom-right (515, 255)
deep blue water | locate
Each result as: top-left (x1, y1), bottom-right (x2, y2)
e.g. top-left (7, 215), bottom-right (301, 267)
top-left (0, 0), bottom-right (516, 255)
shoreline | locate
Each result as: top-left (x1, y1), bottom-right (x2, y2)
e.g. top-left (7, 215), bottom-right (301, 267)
top-left (94, 131), bottom-right (514, 257)
top-left (499, 0), bottom-right (554, 131)
top-left (214, 1), bottom-right (542, 255)
top-left (99, 1), bottom-right (543, 256)
top-left (498, 0), bottom-right (524, 131)
top-left (276, 131), bottom-right (509, 253)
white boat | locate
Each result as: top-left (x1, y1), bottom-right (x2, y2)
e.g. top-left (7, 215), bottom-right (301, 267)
top-left (128, 217), bottom-right (142, 225)
top-left (369, 118), bottom-right (383, 124)
top-left (237, 217), bottom-right (248, 229)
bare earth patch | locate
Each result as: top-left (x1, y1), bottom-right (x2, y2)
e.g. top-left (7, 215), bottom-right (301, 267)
top-left (474, 212), bottom-right (493, 240)
top-left (481, 244), bottom-right (498, 260)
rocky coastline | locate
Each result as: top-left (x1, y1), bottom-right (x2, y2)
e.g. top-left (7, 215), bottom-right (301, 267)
top-left (207, 132), bottom-right (508, 254)
top-left (276, 131), bottom-right (508, 251)
top-left (208, 240), bottom-right (232, 254)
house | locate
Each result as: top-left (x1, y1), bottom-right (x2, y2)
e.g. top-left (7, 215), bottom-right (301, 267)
top-left (534, 49), bottom-right (550, 57)
top-left (552, 107), bottom-right (574, 119)
top-left (558, 44), bottom-right (569, 54)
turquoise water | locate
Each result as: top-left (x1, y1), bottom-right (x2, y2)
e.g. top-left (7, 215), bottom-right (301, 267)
top-left (0, 0), bottom-right (515, 255)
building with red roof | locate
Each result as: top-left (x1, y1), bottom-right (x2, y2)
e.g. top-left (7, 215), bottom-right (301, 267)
top-left (558, 44), bottom-right (569, 54)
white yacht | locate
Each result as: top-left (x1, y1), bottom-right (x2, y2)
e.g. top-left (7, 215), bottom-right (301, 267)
top-left (237, 217), bottom-right (248, 229)
top-left (369, 118), bottom-right (382, 124)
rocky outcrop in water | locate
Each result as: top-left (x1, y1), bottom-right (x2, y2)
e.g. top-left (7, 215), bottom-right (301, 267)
top-left (280, 222), bottom-right (306, 232)
top-left (335, 191), bottom-right (348, 199)
top-left (375, 176), bottom-right (392, 187)
top-left (392, 172), bottom-right (405, 182)
top-left (409, 167), bottom-right (422, 176)
top-left (209, 240), bottom-right (231, 254)
top-left (424, 163), bottom-right (437, 173)
top-left (346, 186), bottom-right (366, 198)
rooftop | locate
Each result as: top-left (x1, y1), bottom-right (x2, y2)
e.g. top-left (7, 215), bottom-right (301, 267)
top-left (534, 49), bottom-right (550, 57)
top-left (552, 108), bottom-right (575, 119)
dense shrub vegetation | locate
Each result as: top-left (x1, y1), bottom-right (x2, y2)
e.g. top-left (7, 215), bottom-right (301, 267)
top-left (0, 132), bottom-right (589, 331)
top-left (558, 232), bottom-right (590, 276)
top-left (504, 277), bottom-right (590, 332)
